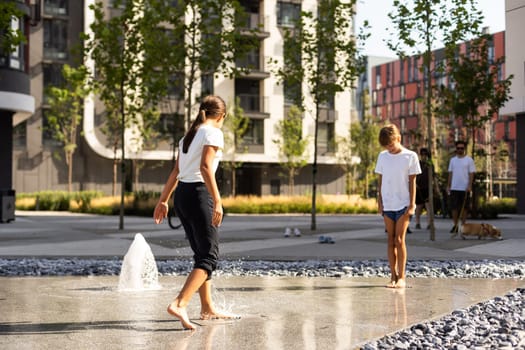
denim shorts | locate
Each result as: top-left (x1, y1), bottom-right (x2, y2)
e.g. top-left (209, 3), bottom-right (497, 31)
top-left (383, 207), bottom-right (408, 222)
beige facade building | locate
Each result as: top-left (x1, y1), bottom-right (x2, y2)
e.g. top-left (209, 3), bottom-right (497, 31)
top-left (13, 0), bottom-right (358, 197)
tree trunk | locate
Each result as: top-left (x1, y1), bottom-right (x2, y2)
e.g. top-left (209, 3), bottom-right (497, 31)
top-left (67, 151), bottom-right (73, 193)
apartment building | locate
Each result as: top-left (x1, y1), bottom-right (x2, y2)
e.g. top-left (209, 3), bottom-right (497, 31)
top-left (11, 0), bottom-right (358, 197)
top-left (371, 31), bottom-right (517, 197)
top-left (502, 0), bottom-right (525, 213)
top-left (1, 0), bottom-right (36, 220)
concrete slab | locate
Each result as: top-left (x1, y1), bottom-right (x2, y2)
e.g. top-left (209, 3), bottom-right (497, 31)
top-left (0, 276), bottom-right (523, 350)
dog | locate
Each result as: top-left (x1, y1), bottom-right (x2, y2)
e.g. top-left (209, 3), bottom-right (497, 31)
top-left (453, 223), bottom-right (502, 240)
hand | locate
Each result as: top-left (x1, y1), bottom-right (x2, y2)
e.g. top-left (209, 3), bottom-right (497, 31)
top-left (407, 204), bottom-right (416, 216)
top-left (212, 203), bottom-right (223, 227)
top-left (153, 202), bottom-right (168, 224)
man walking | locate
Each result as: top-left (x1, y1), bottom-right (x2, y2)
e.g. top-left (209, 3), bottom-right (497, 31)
top-left (447, 141), bottom-right (476, 233)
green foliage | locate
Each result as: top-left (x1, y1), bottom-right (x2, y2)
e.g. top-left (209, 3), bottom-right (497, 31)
top-left (348, 114), bottom-right (382, 199)
top-left (0, 2), bottom-right (25, 54)
top-left (45, 64), bottom-right (90, 192)
top-left (477, 198), bottom-right (516, 219)
top-left (152, 0), bottom-right (259, 130)
top-left (437, 34), bottom-right (513, 158)
top-left (273, 105), bottom-right (308, 194)
top-left (16, 191), bottom-right (103, 211)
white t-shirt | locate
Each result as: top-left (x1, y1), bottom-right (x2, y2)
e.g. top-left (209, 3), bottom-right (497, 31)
top-left (448, 155), bottom-right (476, 191)
top-left (177, 124), bottom-right (224, 183)
top-left (375, 147), bottom-right (421, 211)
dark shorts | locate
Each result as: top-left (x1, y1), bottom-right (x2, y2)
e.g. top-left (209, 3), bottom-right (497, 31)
top-left (173, 182), bottom-right (219, 279)
top-left (383, 207), bottom-right (408, 222)
top-left (449, 190), bottom-right (469, 211)
top-left (415, 187), bottom-right (429, 205)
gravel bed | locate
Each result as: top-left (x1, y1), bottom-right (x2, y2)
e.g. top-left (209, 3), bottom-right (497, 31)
top-left (1, 258), bottom-right (524, 349)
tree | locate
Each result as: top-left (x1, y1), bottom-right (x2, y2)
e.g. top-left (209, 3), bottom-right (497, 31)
top-left (274, 0), bottom-right (367, 230)
top-left (349, 114), bottom-right (382, 199)
top-left (45, 65), bottom-right (89, 192)
top-left (153, 0), bottom-right (259, 131)
top-left (223, 97), bottom-right (249, 197)
top-left (83, 0), bottom-right (167, 229)
top-left (0, 2), bottom-right (25, 56)
top-left (438, 34), bottom-right (513, 157)
top-left (273, 105), bottom-right (308, 195)
top-left (387, 0), bottom-right (484, 240)
top-left (438, 34), bottom-right (512, 201)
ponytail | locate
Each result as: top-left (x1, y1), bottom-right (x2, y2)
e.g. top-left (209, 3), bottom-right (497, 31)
top-left (182, 95), bottom-right (226, 153)
top-left (182, 109), bottom-right (206, 153)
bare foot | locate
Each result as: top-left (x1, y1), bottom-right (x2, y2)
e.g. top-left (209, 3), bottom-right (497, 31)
top-left (200, 310), bottom-right (241, 320)
top-left (395, 279), bottom-right (406, 289)
top-left (167, 302), bottom-right (195, 330)
top-left (385, 280), bottom-right (397, 288)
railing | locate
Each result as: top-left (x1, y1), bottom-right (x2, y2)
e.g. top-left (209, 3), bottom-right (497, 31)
top-left (236, 94), bottom-right (268, 114)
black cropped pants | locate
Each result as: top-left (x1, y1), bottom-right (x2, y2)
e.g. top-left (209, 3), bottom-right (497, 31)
top-left (173, 182), bottom-right (219, 279)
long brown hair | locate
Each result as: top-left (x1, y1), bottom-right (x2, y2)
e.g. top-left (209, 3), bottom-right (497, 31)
top-left (182, 95), bottom-right (226, 153)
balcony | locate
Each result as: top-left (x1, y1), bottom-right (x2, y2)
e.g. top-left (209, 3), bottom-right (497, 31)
top-left (236, 54), bottom-right (270, 79)
top-left (236, 94), bottom-right (270, 117)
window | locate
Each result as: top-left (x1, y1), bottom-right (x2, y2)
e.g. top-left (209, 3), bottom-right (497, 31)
top-left (0, 16), bottom-right (24, 70)
top-left (168, 72), bottom-right (185, 99)
top-left (375, 68), bottom-right (381, 89)
top-left (44, 19), bottom-right (68, 60)
top-left (243, 119), bottom-right (264, 146)
top-left (488, 44), bottom-right (495, 64)
top-left (13, 122), bottom-right (26, 148)
top-left (407, 58), bottom-right (412, 82)
top-left (44, 0), bottom-right (68, 16)
top-left (43, 63), bottom-right (64, 102)
top-left (277, 2), bottom-right (300, 27)
top-left (201, 73), bottom-right (214, 97)
top-left (156, 113), bottom-right (185, 145)
top-left (42, 109), bottom-right (60, 145)
top-left (399, 60), bottom-right (404, 84)
top-left (318, 122), bottom-right (335, 154)
top-left (236, 80), bottom-right (263, 112)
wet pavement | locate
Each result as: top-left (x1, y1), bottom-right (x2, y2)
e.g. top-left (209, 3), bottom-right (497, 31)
top-left (0, 276), bottom-right (523, 350)
top-left (0, 211), bottom-right (524, 349)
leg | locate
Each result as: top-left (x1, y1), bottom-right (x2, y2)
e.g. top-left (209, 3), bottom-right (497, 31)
top-left (167, 268), bottom-right (209, 330)
top-left (199, 280), bottom-right (239, 320)
top-left (415, 204), bottom-right (423, 227)
top-left (383, 215), bottom-right (398, 287)
top-left (394, 214), bottom-right (409, 288)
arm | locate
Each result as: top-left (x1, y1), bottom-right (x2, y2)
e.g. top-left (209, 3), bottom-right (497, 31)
top-left (408, 174), bottom-right (417, 215)
top-left (201, 145), bottom-right (223, 227)
top-left (153, 156), bottom-right (180, 224)
top-left (377, 174), bottom-right (383, 215)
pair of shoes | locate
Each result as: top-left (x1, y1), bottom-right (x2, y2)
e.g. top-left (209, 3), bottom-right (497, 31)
top-left (293, 228), bottom-right (301, 237)
top-left (449, 225), bottom-right (458, 233)
top-left (284, 227), bottom-right (291, 237)
top-left (318, 235), bottom-right (335, 244)
top-left (415, 223), bottom-right (421, 229)
top-left (406, 227), bottom-right (412, 234)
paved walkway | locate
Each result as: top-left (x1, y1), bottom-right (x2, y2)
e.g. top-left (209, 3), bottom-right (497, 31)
top-left (0, 211), bottom-right (524, 349)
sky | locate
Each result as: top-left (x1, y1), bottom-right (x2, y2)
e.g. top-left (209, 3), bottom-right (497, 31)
top-left (355, 0), bottom-right (506, 57)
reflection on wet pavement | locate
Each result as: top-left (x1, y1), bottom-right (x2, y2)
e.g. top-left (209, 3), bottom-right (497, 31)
top-left (0, 276), bottom-right (523, 349)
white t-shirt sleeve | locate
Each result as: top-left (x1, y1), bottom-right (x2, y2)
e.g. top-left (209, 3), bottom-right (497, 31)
top-left (204, 127), bottom-right (224, 149)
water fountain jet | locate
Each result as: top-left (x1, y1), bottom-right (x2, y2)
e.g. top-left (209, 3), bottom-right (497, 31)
top-left (118, 233), bottom-right (161, 291)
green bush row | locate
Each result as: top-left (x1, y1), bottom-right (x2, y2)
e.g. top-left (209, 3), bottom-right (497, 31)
top-left (15, 191), bottom-right (516, 217)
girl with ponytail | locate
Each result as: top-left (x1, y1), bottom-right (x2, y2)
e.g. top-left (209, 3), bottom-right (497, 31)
top-left (154, 95), bottom-right (236, 329)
